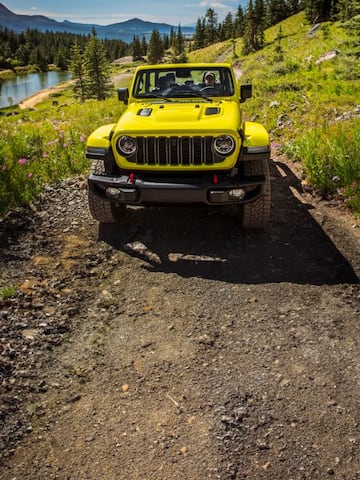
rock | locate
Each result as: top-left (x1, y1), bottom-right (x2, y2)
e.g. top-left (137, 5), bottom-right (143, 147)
top-left (67, 394), bottom-right (81, 404)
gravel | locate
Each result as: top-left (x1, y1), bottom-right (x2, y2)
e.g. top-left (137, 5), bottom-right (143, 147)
top-left (1, 159), bottom-right (359, 479)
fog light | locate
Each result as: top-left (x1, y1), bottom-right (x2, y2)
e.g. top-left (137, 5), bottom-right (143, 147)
top-left (229, 188), bottom-right (246, 200)
top-left (106, 187), bottom-right (120, 198)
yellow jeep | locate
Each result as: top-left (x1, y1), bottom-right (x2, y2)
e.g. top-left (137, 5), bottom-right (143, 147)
top-left (86, 63), bottom-right (270, 228)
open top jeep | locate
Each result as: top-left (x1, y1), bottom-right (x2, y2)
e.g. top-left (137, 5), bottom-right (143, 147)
top-left (86, 63), bottom-right (271, 229)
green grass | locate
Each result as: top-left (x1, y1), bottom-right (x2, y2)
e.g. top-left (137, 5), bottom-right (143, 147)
top-left (283, 119), bottom-right (360, 212)
top-left (0, 285), bottom-right (17, 302)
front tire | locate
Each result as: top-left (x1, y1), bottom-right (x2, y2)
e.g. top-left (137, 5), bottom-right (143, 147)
top-left (88, 190), bottom-right (125, 224)
top-left (241, 159), bottom-right (271, 229)
top-left (88, 160), bottom-right (125, 224)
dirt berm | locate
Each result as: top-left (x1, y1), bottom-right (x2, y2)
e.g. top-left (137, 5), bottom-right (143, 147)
top-left (0, 156), bottom-right (359, 479)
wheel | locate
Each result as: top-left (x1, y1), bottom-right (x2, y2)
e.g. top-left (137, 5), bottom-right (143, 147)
top-left (88, 190), bottom-right (125, 223)
top-left (88, 160), bottom-right (125, 223)
top-left (241, 159), bottom-right (271, 229)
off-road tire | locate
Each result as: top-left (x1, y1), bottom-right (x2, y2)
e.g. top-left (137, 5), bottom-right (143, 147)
top-left (241, 158), bottom-right (271, 229)
top-left (88, 160), bottom-right (125, 224)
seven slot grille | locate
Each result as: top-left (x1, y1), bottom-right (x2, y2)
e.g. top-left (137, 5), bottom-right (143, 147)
top-left (127, 136), bottom-right (225, 166)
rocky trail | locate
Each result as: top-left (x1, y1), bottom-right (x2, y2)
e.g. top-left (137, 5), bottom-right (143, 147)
top-left (0, 157), bottom-right (359, 479)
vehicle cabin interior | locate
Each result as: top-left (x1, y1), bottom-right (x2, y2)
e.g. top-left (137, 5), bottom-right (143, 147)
top-left (133, 67), bottom-right (235, 98)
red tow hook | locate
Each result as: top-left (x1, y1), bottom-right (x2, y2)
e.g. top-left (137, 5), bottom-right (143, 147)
top-left (212, 174), bottom-right (219, 184)
top-left (129, 173), bottom-right (136, 184)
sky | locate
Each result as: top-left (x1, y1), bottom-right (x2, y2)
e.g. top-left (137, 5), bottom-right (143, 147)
top-left (4, 0), bottom-right (247, 26)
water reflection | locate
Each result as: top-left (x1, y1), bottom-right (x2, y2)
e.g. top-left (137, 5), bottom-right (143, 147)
top-left (0, 71), bottom-right (71, 108)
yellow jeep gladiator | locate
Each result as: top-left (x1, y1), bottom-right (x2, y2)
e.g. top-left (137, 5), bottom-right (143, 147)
top-left (86, 63), bottom-right (271, 228)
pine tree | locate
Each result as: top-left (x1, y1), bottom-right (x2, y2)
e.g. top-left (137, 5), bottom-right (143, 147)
top-left (303, 0), bottom-right (336, 23)
top-left (243, 0), bottom-right (265, 53)
top-left (55, 47), bottom-right (68, 71)
top-left (340, 1), bottom-right (360, 55)
top-left (70, 41), bottom-right (87, 102)
top-left (170, 27), bottom-right (176, 51)
top-left (254, 0), bottom-right (265, 48)
top-left (243, 0), bottom-right (256, 54)
top-left (175, 24), bottom-right (185, 56)
top-left (15, 43), bottom-right (31, 66)
top-left (147, 29), bottom-right (164, 64)
top-left (204, 8), bottom-right (218, 45)
top-left (83, 30), bottom-right (113, 100)
top-left (141, 36), bottom-right (147, 57)
top-left (222, 12), bottom-right (234, 40)
top-left (193, 17), bottom-right (206, 49)
top-left (132, 35), bottom-right (143, 61)
top-left (29, 46), bottom-right (48, 72)
top-left (265, 0), bottom-right (289, 27)
top-left (337, 0), bottom-right (360, 20)
top-left (286, 0), bottom-right (301, 15)
top-left (0, 39), bottom-right (11, 67)
top-left (234, 5), bottom-right (245, 38)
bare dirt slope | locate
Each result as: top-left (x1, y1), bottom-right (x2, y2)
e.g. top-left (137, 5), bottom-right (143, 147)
top-left (1, 158), bottom-right (359, 480)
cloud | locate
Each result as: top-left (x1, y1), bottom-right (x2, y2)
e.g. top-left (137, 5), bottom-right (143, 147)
top-left (198, 0), bottom-right (232, 9)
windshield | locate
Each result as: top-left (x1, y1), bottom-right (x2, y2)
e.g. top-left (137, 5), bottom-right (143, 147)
top-left (133, 67), bottom-right (235, 99)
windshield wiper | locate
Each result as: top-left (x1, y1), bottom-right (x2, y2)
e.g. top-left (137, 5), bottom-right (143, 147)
top-left (172, 92), bottom-right (213, 102)
top-left (139, 93), bottom-right (173, 102)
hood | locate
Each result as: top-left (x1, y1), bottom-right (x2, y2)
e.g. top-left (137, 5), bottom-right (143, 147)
top-left (114, 100), bottom-right (241, 134)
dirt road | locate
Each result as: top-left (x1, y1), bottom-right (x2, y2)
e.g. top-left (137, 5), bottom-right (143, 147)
top-left (0, 158), bottom-right (359, 479)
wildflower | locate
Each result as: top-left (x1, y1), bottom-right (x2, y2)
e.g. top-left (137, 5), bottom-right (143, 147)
top-left (27, 173), bottom-right (33, 179)
top-left (63, 143), bottom-right (68, 148)
top-left (79, 135), bottom-right (85, 142)
top-left (18, 158), bottom-right (27, 165)
top-left (43, 153), bottom-right (49, 158)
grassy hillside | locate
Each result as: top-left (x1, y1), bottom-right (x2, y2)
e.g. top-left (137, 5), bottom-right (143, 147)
top-left (190, 12), bottom-right (358, 138)
top-left (0, 12), bottom-right (359, 216)
top-left (189, 12), bottom-right (360, 211)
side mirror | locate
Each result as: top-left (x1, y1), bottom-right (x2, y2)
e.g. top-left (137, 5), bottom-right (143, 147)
top-left (240, 84), bottom-right (252, 103)
top-left (118, 88), bottom-right (129, 105)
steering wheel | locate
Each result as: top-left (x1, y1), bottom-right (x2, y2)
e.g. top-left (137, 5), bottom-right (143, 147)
top-left (200, 86), bottom-right (218, 93)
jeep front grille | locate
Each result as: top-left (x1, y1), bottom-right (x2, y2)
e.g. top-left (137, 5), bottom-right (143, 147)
top-left (128, 136), bottom-right (225, 166)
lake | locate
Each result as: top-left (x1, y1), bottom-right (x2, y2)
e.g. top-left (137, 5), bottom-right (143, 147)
top-left (0, 71), bottom-right (72, 108)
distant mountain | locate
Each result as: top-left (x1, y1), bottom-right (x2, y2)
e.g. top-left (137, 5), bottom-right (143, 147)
top-left (0, 3), bottom-right (194, 42)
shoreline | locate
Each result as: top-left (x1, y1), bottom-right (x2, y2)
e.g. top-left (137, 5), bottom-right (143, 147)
top-left (18, 69), bottom-right (133, 109)
top-left (18, 80), bottom-right (73, 109)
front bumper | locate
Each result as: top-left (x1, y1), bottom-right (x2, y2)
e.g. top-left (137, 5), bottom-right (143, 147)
top-left (88, 172), bottom-right (266, 206)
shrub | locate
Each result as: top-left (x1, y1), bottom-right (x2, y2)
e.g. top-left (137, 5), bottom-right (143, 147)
top-left (0, 97), bottom-right (124, 216)
top-left (284, 118), bottom-right (360, 213)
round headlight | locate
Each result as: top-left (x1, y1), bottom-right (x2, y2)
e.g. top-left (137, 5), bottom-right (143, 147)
top-left (213, 135), bottom-right (235, 156)
top-left (117, 136), bottom-right (137, 156)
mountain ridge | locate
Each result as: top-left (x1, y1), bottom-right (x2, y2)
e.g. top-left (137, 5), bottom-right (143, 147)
top-left (0, 2), bottom-right (194, 41)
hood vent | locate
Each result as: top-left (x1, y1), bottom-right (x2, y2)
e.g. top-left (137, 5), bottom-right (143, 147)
top-left (137, 108), bottom-right (153, 116)
top-left (205, 107), bottom-right (220, 115)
